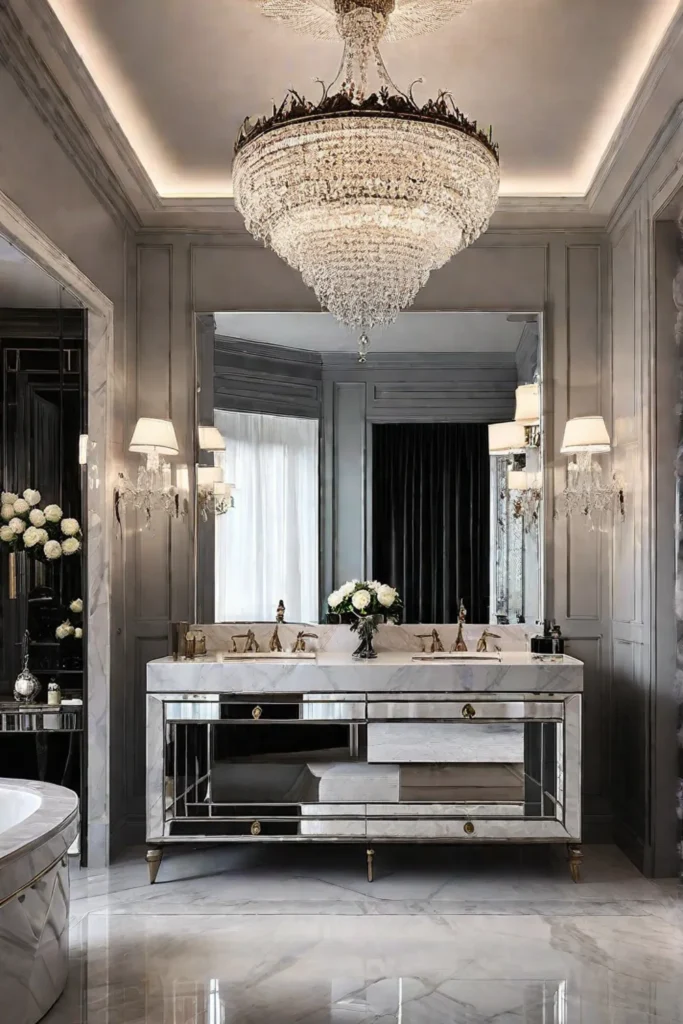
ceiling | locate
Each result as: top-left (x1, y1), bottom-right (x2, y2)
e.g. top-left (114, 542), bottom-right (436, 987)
top-left (214, 311), bottom-right (529, 353)
top-left (0, 236), bottom-right (80, 308)
top-left (45, 0), bottom-right (681, 201)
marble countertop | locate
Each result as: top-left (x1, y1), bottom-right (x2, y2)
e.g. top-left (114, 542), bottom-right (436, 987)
top-left (147, 651), bottom-right (583, 694)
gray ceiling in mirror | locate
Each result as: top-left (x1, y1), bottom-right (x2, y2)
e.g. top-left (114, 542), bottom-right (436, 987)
top-left (194, 312), bottom-right (544, 629)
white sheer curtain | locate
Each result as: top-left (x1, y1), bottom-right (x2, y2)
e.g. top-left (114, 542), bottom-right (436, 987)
top-left (214, 409), bottom-right (319, 622)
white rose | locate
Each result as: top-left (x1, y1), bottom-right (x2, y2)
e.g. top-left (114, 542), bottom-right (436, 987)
top-left (328, 590), bottom-right (343, 609)
top-left (70, 598), bottom-right (83, 614)
top-left (44, 504), bottom-right (63, 523)
top-left (0, 525), bottom-right (14, 542)
top-left (35, 529), bottom-right (48, 545)
top-left (23, 526), bottom-right (41, 548)
top-left (55, 621), bottom-right (74, 640)
top-left (74, 628), bottom-right (83, 639)
top-left (60, 518), bottom-right (80, 537)
top-left (368, 580), bottom-right (382, 592)
top-left (29, 509), bottom-right (46, 527)
top-left (61, 537), bottom-right (81, 556)
top-left (351, 589), bottom-right (371, 612)
top-left (23, 489), bottom-right (41, 506)
top-left (377, 584), bottom-right (398, 608)
top-left (1, 492), bottom-right (18, 505)
top-left (13, 498), bottom-right (29, 515)
top-left (44, 540), bottom-right (62, 559)
top-left (9, 517), bottom-right (25, 534)
top-left (1, 504), bottom-right (14, 521)
top-left (338, 581), bottom-right (355, 598)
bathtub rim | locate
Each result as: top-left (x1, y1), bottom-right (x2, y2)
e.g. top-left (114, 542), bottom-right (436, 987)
top-left (0, 778), bottom-right (78, 906)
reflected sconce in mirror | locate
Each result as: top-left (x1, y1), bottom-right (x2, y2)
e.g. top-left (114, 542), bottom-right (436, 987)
top-left (115, 417), bottom-right (184, 525)
top-left (488, 421), bottom-right (527, 455)
top-left (507, 464), bottom-right (542, 531)
top-left (198, 426), bottom-right (226, 453)
top-left (556, 416), bottom-right (625, 526)
top-left (514, 382), bottom-right (541, 447)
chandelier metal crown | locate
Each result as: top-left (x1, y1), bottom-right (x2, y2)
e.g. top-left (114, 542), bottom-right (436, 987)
top-left (235, 0), bottom-right (500, 359)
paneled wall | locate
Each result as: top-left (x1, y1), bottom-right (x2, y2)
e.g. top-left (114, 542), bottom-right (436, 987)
top-left (606, 112), bottom-right (683, 877)
top-left (124, 229), bottom-right (612, 839)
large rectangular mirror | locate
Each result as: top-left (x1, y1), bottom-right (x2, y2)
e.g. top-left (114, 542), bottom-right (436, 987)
top-left (194, 311), bottom-right (544, 625)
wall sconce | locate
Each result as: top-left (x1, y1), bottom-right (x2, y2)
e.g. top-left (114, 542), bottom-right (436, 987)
top-left (115, 417), bottom-right (184, 525)
top-left (507, 464), bottom-right (542, 530)
top-left (198, 426), bottom-right (226, 453)
top-left (196, 425), bottom-right (234, 520)
top-left (556, 415), bottom-right (625, 526)
top-left (514, 382), bottom-right (541, 447)
top-left (488, 421), bottom-right (527, 455)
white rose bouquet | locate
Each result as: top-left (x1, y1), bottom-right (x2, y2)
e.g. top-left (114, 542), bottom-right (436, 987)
top-left (0, 485), bottom-right (82, 563)
top-left (327, 579), bottom-right (402, 620)
top-left (327, 579), bottom-right (402, 660)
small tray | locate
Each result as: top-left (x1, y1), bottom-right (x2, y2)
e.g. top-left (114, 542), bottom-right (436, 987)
top-left (412, 652), bottom-right (501, 662)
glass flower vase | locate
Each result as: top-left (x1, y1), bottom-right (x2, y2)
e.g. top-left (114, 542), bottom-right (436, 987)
top-left (352, 614), bottom-right (380, 660)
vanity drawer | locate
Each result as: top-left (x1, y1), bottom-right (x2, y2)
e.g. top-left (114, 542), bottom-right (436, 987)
top-left (368, 701), bottom-right (563, 721)
top-left (218, 699), bottom-right (365, 721)
top-left (367, 722), bottom-right (524, 763)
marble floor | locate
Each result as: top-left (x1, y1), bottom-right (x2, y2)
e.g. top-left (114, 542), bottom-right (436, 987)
top-left (43, 844), bottom-right (682, 1023)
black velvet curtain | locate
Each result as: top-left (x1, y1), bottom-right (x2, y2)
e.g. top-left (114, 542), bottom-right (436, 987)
top-left (372, 423), bottom-right (490, 623)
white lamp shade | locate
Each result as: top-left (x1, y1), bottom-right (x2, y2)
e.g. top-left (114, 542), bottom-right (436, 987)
top-left (129, 417), bottom-right (179, 456)
top-left (197, 465), bottom-right (224, 487)
top-left (514, 383), bottom-right (540, 426)
top-left (198, 425), bottom-right (226, 452)
top-left (488, 421), bottom-right (527, 455)
top-left (507, 469), bottom-right (528, 491)
top-left (561, 416), bottom-right (611, 453)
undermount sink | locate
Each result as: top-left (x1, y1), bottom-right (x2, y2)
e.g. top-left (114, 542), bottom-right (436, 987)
top-left (412, 652), bottom-right (502, 662)
top-left (216, 651), bottom-right (317, 661)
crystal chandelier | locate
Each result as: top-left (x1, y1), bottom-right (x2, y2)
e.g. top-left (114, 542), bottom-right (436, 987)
top-left (508, 468), bottom-right (542, 532)
top-left (235, 0), bottom-right (500, 360)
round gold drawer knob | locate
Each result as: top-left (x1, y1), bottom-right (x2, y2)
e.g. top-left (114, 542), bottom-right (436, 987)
top-left (252, 706), bottom-right (263, 720)
top-left (250, 821), bottom-right (261, 836)
top-left (463, 821), bottom-right (475, 835)
top-left (462, 703), bottom-right (476, 719)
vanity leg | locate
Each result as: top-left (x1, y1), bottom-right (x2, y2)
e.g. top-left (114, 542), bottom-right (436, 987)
top-left (366, 847), bottom-right (375, 883)
top-left (567, 844), bottom-right (582, 884)
top-left (146, 847), bottom-right (163, 885)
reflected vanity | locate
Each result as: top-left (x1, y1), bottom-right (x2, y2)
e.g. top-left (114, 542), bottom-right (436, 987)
top-left (146, 312), bottom-right (582, 884)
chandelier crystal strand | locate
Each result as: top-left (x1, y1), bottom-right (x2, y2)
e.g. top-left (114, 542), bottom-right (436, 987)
top-left (236, 0), bottom-right (499, 358)
top-left (252, 0), bottom-right (475, 42)
top-left (555, 451), bottom-right (625, 529)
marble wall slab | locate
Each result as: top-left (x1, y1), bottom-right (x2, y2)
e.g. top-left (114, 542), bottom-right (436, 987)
top-left (675, 224), bottom-right (683, 879)
top-left (195, 622), bottom-right (534, 654)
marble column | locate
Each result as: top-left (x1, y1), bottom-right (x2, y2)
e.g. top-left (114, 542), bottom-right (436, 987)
top-left (675, 217), bottom-right (683, 881)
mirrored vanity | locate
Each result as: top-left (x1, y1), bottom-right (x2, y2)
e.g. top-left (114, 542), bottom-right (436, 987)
top-left (146, 311), bottom-right (583, 883)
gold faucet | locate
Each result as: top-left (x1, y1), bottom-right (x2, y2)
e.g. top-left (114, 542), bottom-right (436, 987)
top-left (231, 629), bottom-right (260, 653)
top-left (293, 630), bottom-right (318, 653)
top-left (451, 599), bottom-right (468, 652)
top-left (269, 600), bottom-right (286, 651)
top-left (269, 625), bottom-right (283, 652)
top-left (417, 629), bottom-right (444, 654)
top-left (476, 629), bottom-right (501, 653)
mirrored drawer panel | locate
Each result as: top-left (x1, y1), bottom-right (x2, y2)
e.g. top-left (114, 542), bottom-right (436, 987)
top-left (367, 722), bottom-right (524, 763)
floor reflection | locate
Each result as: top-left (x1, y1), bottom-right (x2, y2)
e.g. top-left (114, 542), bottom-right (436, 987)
top-left (44, 908), bottom-right (683, 1024)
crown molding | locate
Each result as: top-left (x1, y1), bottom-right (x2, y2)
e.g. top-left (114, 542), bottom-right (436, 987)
top-left (0, 0), bottom-right (142, 229)
top-left (2, 0), bottom-right (682, 234)
top-left (587, 7), bottom-right (683, 214)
